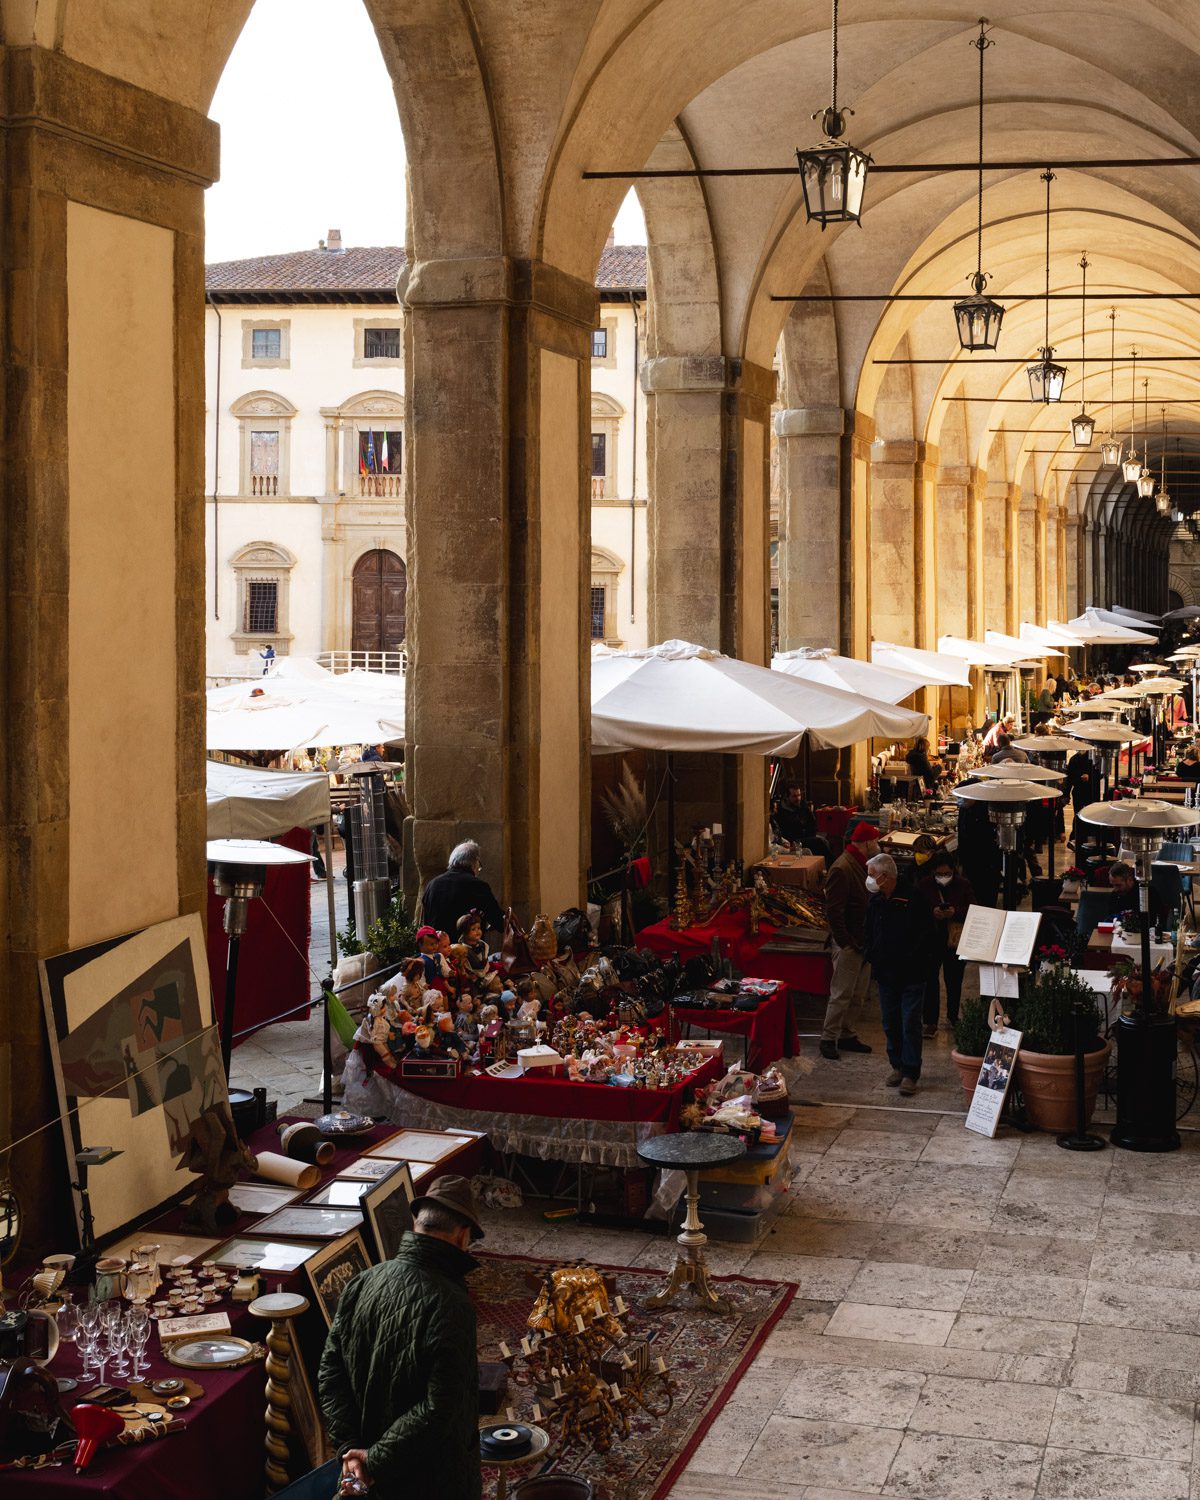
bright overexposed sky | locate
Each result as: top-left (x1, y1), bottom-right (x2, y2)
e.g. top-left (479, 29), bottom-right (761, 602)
top-left (205, 0), bottom-right (645, 265)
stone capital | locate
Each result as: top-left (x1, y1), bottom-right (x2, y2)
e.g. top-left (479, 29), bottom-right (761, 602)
top-left (641, 355), bottom-right (776, 404)
top-left (774, 405), bottom-right (845, 439)
top-left (399, 256), bottom-right (597, 330)
top-left (3, 46), bottom-right (219, 187)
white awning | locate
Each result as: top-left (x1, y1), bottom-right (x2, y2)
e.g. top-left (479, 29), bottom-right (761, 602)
top-left (206, 761), bottom-right (332, 839)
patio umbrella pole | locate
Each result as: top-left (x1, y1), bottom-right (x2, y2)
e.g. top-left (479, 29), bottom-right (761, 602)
top-left (666, 751), bottom-right (677, 900)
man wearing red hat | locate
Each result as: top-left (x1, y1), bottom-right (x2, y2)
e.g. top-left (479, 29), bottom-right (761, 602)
top-left (818, 822), bottom-right (879, 1061)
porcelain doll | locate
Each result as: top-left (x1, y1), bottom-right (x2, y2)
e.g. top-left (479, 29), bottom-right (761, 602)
top-left (399, 957), bottom-right (427, 1012)
top-left (455, 993), bottom-right (480, 1050)
top-left (415, 925), bottom-right (451, 987)
top-left (456, 910), bottom-right (502, 993)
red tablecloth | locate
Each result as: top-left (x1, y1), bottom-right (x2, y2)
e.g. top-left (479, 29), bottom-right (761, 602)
top-left (669, 983), bottom-right (798, 1070)
top-left (396, 1052), bottom-right (724, 1132)
top-left (637, 911), bottom-right (832, 996)
top-left (11, 1117), bottom-right (481, 1499)
top-left (206, 826), bottom-right (313, 1042)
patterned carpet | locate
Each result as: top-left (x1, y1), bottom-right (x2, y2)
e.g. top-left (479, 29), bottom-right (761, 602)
top-left (472, 1252), bottom-right (795, 1500)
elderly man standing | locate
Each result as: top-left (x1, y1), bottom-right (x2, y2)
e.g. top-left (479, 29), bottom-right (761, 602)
top-left (319, 1175), bottom-right (484, 1499)
top-left (818, 822), bottom-right (879, 1062)
top-left (863, 853), bottom-right (938, 1097)
top-left (419, 839), bottom-right (504, 937)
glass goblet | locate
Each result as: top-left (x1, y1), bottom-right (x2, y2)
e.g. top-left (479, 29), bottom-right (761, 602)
top-left (76, 1326), bottom-right (98, 1381)
top-left (128, 1311), bottom-right (151, 1379)
top-left (90, 1329), bottom-right (111, 1388)
top-left (108, 1313), bottom-right (131, 1378)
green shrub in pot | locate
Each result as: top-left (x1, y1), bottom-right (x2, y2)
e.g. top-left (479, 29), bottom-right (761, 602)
top-left (1014, 963), bottom-right (1103, 1055)
top-left (953, 997), bottom-right (991, 1058)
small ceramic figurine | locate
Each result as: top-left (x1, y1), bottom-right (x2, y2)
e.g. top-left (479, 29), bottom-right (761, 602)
top-left (456, 910), bottom-right (502, 994)
top-left (516, 990), bottom-right (542, 1027)
top-left (455, 993), bottom-right (480, 1049)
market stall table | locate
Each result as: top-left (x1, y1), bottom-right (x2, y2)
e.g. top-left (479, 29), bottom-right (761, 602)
top-left (8, 1117), bottom-right (481, 1500)
top-left (669, 982), bottom-right (798, 1070)
top-left (636, 911), bottom-right (832, 996)
top-left (343, 1051), bottom-right (725, 1169)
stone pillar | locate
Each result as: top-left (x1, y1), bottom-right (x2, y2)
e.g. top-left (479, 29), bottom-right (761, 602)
top-left (1064, 515), bottom-right (1081, 618)
top-left (937, 465), bottom-right (978, 733)
top-left (642, 355), bottom-right (774, 865)
top-left (984, 482), bottom-right (1010, 633)
top-left (1017, 491), bottom-right (1038, 631)
top-left (1, 47), bottom-right (218, 1234)
top-left (774, 405), bottom-right (844, 650)
top-left (965, 469), bottom-right (989, 723)
top-left (870, 440), bottom-right (925, 646)
top-left (401, 258), bottom-right (593, 918)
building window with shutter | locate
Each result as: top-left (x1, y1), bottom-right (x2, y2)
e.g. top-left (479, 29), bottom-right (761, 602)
top-left (590, 586), bottom-right (607, 641)
top-left (363, 327), bottom-right (401, 360)
top-left (244, 579), bottom-right (279, 634)
top-left (591, 327), bottom-right (608, 359)
top-left (591, 432), bottom-right (607, 479)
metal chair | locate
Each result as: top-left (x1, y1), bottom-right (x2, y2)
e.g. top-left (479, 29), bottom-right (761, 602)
top-left (1075, 889), bottom-right (1113, 947)
top-left (1151, 862), bottom-right (1186, 926)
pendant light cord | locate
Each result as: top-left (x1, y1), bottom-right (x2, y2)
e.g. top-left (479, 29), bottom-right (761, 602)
top-left (1042, 169), bottom-right (1054, 351)
top-left (831, 0), bottom-right (839, 116)
top-left (1130, 346), bottom-right (1138, 447)
top-left (1079, 253), bottom-right (1088, 411)
top-left (1109, 308), bottom-right (1116, 434)
top-left (973, 21), bottom-right (991, 280)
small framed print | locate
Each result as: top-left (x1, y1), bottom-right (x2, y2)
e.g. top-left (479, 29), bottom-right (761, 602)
top-left (226, 1182), bottom-right (302, 1216)
top-left (247, 1206), bottom-right (363, 1241)
top-left (306, 1179), bottom-right (373, 1209)
top-left (336, 1156), bottom-right (401, 1183)
top-left (207, 1237), bottom-right (324, 1275)
top-left (365, 1130), bottom-right (465, 1164)
top-left (362, 1162), bottom-right (415, 1263)
top-left (306, 1231), bottom-right (371, 1326)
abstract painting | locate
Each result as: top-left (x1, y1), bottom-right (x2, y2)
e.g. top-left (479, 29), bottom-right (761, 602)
top-left (40, 913), bottom-right (226, 1242)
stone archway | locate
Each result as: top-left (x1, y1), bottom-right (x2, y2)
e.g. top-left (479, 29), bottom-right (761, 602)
top-left (351, 548), bottom-right (407, 655)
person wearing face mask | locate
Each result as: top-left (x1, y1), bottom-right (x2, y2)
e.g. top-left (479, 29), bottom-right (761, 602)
top-left (862, 853), bottom-right (938, 1096)
top-left (917, 852), bottom-right (974, 1038)
top-left (817, 822), bottom-right (880, 1062)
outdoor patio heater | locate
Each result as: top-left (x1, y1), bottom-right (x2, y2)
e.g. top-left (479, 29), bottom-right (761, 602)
top-left (952, 780), bottom-right (1062, 910)
top-left (973, 763), bottom-right (1067, 880)
top-left (342, 760), bottom-right (398, 938)
top-left (208, 838), bottom-right (313, 1077)
top-left (1079, 799), bottom-right (1198, 1152)
top-left (1061, 719), bottom-right (1140, 800)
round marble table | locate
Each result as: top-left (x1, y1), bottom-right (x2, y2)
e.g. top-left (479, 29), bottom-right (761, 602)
top-left (637, 1131), bottom-right (747, 1314)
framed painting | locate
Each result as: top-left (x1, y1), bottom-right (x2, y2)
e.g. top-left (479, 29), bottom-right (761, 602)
top-left (306, 1179), bottom-right (375, 1208)
top-left (287, 1334), bottom-right (332, 1471)
top-left (305, 1231), bottom-right (371, 1326)
top-left (207, 1236), bottom-right (325, 1275)
top-left (39, 913), bottom-right (224, 1243)
top-left (248, 1206), bottom-right (363, 1241)
top-left (362, 1162), bottom-right (415, 1264)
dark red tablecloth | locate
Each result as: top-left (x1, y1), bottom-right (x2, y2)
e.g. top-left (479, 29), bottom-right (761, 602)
top-left (637, 911), bottom-right (832, 996)
top-left (396, 1053), bottom-right (723, 1131)
top-left (207, 826), bottom-right (313, 1042)
top-left (669, 983), bottom-right (798, 1071)
top-left (10, 1117), bottom-right (482, 1499)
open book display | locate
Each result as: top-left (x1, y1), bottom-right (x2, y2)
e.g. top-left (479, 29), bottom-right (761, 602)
top-left (955, 906), bottom-right (1042, 999)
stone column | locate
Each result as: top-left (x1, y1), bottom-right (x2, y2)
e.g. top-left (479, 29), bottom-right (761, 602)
top-left (868, 440), bottom-right (920, 647)
top-left (774, 405), bottom-right (844, 650)
top-left (1, 47), bottom-right (218, 1235)
top-left (936, 465), bottom-right (976, 734)
top-left (642, 355), bottom-right (774, 864)
top-left (984, 482), bottom-right (1010, 633)
top-left (964, 469), bottom-right (989, 723)
top-left (401, 258), bottom-right (593, 918)
top-left (1017, 490), bottom-right (1039, 631)
top-left (1063, 514), bottom-right (1080, 618)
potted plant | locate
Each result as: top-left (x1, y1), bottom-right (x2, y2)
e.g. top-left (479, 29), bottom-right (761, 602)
top-left (1060, 865), bottom-right (1085, 900)
top-left (950, 998), bottom-right (992, 1103)
top-left (1012, 959), bottom-right (1111, 1132)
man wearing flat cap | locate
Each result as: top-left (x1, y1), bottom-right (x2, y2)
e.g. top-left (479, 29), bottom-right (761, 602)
top-left (319, 1174), bottom-right (484, 1498)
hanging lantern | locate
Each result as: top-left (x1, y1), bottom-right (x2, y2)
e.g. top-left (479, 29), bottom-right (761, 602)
top-left (1071, 410), bottom-right (1096, 447)
top-left (1121, 347), bottom-right (1142, 481)
top-left (796, 4), bottom-right (871, 229)
top-left (1122, 451), bottom-right (1143, 483)
top-left (1100, 437), bottom-right (1122, 466)
top-left (955, 277), bottom-right (1006, 352)
top-left (953, 23), bottom-right (1003, 350)
top-left (1027, 173), bottom-right (1066, 403)
top-left (1156, 491), bottom-right (1171, 515)
top-left (1028, 349), bottom-right (1067, 404)
top-left (1138, 469), bottom-right (1157, 499)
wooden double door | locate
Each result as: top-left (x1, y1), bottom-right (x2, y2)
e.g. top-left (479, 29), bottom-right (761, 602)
top-left (351, 549), bottom-right (406, 653)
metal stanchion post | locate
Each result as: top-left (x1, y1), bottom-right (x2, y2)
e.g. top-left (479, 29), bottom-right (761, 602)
top-left (1057, 998), bottom-right (1105, 1152)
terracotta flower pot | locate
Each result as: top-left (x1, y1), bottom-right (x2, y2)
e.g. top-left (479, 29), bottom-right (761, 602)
top-left (950, 1050), bottom-right (984, 1104)
top-left (1015, 1039), bottom-right (1112, 1133)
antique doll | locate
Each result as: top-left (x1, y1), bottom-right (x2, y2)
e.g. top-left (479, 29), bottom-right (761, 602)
top-left (456, 910), bottom-right (501, 993)
top-left (515, 980), bottom-right (542, 1027)
top-left (399, 957), bottom-right (427, 1012)
top-left (455, 993), bottom-right (480, 1049)
top-left (354, 988), bottom-right (406, 1075)
top-left (415, 925), bottom-right (451, 987)
top-left (435, 1011), bottom-right (467, 1057)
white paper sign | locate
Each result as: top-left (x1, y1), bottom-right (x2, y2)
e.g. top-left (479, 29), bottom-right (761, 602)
top-left (965, 1026), bottom-right (1023, 1138)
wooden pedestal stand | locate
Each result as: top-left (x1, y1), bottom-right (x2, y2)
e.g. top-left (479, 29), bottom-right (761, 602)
top-left (250, 1290), bottom-right (310, 1492)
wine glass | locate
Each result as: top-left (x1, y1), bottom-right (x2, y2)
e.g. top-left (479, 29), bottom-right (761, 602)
top-left (108, 1311), bottom-right (131, 1379)
top-left (128, 1308), bottom-right (151, 1379)
top-left (90, 1328), bottom-right (111, 1387)
top-left (76, 1324), bottom-right (98, 1381)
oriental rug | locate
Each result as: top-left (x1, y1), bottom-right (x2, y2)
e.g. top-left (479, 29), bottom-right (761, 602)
top-left (472, 1251), bottom-right (795, 1500)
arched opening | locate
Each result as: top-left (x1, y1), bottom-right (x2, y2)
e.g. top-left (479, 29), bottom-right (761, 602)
top-left (351, 548), bottom-right (406, 657)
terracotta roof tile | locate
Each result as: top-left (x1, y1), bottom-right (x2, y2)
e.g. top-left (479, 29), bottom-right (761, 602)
top-left (205, 244), bottom-right (646, 298)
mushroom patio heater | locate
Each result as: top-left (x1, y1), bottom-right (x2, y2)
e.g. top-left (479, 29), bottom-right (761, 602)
top-left (953, 780), bottom-right (1062, 910)
top-left (208, 838), bottom-right (313, 1078)
top-left (342, 760), bottom-right (398, 939)
top-left (1079, 799), bottom-right (1198, 1152)
top-left (974, 762), bottom-right (1067, 879)
top-left (1062, 719), bottom-right (1140, 797)
top-left (1135, 677), bottom-right (1186, 770)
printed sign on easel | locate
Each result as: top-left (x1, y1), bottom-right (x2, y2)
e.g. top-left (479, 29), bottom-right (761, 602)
top-left (965, 1027), bottom-right (1024, 1138)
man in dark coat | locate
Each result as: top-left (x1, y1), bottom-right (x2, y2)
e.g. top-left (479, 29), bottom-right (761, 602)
top-left (420, 840), bottom-right (504, 936)
top-left (863, 853), bottom-right (938, 1097)
top-left (319, 1175), bottom-right (484, 1499)
top-left (817, 822), bottom-right (879, 1061)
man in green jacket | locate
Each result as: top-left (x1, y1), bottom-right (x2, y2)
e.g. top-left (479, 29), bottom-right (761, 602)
top-left (319, 1174), bottom-right (483, 1498)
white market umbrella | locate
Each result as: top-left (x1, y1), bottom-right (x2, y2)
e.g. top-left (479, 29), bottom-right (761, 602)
top-left (937, 635), bottom-right (1030, 668)
top-left (772, 647), bottom-right (928, 705)
top-left (591, 641), bottom-right (928, 754)
top-left (1061, 611), bottom-right (1158, 645)
top-left (869, 641), bottom-right (972, 688)
top-left (984, 629), bottom-right (1065, 661)
top-left (206, 658), bottom-right (405, 751)
top-left (206, 761), bottom-right (331, 838)
top-left (1020, 621), bottom-right (1087, 651)
top-left (1108, 605), bottom-right (1164, 624)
